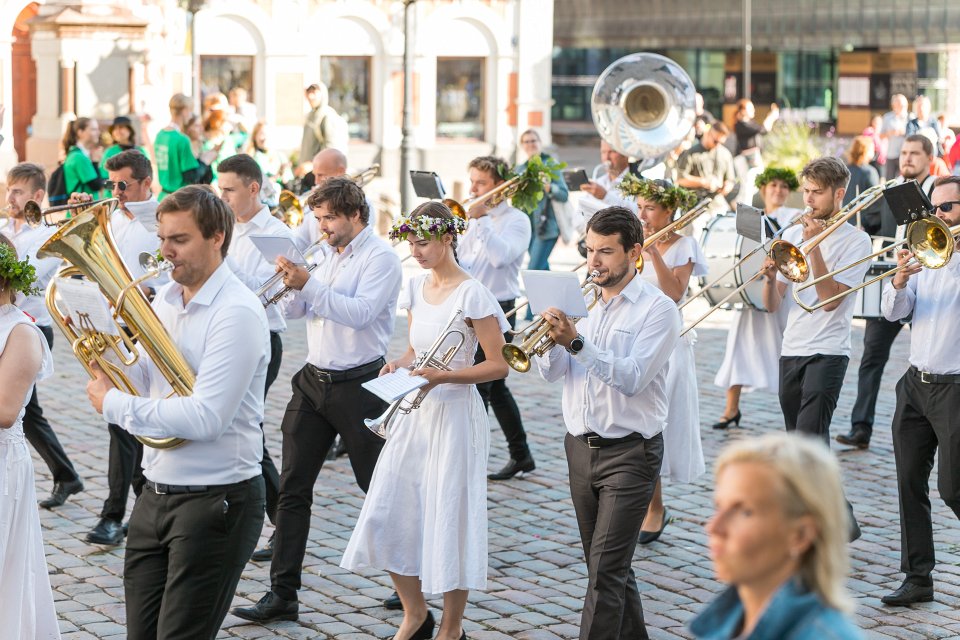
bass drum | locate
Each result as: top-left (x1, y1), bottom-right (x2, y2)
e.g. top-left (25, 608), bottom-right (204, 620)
top-left (853, 261), bottom-right (897, 319)
top-left (697, 213), bottom-right (767, 311)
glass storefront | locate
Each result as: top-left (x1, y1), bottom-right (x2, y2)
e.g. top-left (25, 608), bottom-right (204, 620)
top-left (436, 58), bottom-right (484, 140)
top-left (321, 56), bottom-right (372, 141)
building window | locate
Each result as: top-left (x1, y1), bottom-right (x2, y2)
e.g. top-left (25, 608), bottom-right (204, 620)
top-left (437, 58), bottom-right (484, 140)
top-left (778, 51), bottom-right (837, 120)
top-left (200, 56), bottom-right (253, 102)
top-left (321, 56), bottom-right (371, 141)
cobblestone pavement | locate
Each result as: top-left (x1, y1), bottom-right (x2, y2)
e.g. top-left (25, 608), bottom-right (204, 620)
top-left (34, 240), bottom-right (957, 640)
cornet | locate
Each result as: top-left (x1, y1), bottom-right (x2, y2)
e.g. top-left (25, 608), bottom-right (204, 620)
top-left (364, 310), bottom-right (466, 439)
top-left (22, 198), bottom-right (111, 228)
top-left (256, 234), bottom-right (328, 306)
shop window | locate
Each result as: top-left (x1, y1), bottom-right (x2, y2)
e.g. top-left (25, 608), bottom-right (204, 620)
top-left (321, 56), bottom-right (372, 141)
top-left (437, 58), bottom-right (484, 140)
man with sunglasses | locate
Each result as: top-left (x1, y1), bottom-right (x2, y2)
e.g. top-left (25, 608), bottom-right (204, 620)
top-left (77, 150), bottom-right (165, 545)
top-left (837, 134), bottom-right (937, 450)
top-left (880, 175), bottom-right (960, 606)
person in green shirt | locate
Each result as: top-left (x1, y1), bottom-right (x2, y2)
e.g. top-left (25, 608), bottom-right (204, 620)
top-left (101, 116), bottom-right (148, 166)
top-left (62, 117), bottom-right (105, 198)
top-left (154, 93), bottom-right (216, 199)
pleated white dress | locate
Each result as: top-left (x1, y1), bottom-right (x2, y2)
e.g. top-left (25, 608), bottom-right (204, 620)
top-left (640, 236), bottom-right (708, 483)
top-left (0, 304), bottom-right (59, 639)
top-left (713, 206), bottom-right (797, 393)
top-left (341, 275), bottom-right (508, 594)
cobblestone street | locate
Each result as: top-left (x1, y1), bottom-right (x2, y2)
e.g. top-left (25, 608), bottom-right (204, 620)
top-left (33, 242), bottom-right (957, 640)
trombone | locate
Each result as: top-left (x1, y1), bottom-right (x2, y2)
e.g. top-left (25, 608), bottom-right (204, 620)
top-left (257, 234), bottom-right (328, 306)
top-left (502, 271), bottom-right (601, 373)
top-left (791, 216), bottom-right (960, 312)
top-left (364, 310), bottom-right (466, 439)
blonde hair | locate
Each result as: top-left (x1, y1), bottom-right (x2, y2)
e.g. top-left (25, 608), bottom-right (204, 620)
top-left (715, 433), bottom-right (853, 614)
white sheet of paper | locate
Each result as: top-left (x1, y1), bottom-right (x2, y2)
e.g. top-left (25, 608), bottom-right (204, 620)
top-left (249, 234), bottom-right (307, 266)
top-left (54, 277), bottom-right (119, 336)
top-left (361, 368), bottom-right (429, 403)
top-left (521, 270), bottom-right (591, 318)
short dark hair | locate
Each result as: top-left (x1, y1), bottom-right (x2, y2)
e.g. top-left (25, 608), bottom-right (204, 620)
top-left (307, 176), bottom-right (369, 224)
top-left (711, 122), bottom-right (731, 137)
top-left (104, 149), bottom-right (152, 180)
top-left (157, 185), bottom-right (234, 257)
top-left (468, 156), bottom-right (509, 184)
top-left (904, 133), bottom-right (934, 158)
top-left (586, 206), bottom-right (644, 251)
top-left (933, 175), bottom-right (960, 192)
top-left (217, 154), bottom-right (263, 188)
top-left (6, 162), bottom-right (46, 193)
top-left (800, 156), bottom-right (850, 192)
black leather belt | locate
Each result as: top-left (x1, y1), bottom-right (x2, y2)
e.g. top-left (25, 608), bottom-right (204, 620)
top-left (910, 366), bottom-right (960, 385)
top-left (576, 431), bottom-right (646, 449)
top-left (144, 480), bottom-right (211, 495)
top-left (309, 358), bottom-right (385, 384)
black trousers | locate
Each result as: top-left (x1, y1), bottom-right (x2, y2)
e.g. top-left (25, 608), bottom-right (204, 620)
top-left (892, 368), bottom-right (960, 586)
top-left (260, 331), bottom-right (283, 525)
top-left (779, 354), bottom-right (849, 442)
top-left (270, 363), bottom-right (387, 601)
top-left (851, 317), bottom-right (904, 435)
top-left (124, 475), bottom-right (265, 640)
top-left (565, 432), bottom-right (662, 640)
top-left (24, 326), bottom-right (80, 483)
top-left (101, 424), bottom-right (144, 522)
top-left (475, 299), bottom-right (530, 461)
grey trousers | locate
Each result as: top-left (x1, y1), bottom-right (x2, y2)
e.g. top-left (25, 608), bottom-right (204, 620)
top-left (565, 431), bottom-right (663, 640)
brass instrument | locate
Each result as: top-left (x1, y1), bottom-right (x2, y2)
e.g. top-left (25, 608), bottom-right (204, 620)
top-left (364, 310), bottom-right (466, 439)
top-left (258, 234), bottom-right (329, 307)
top-left (273, 164), bottom-right (380, 228)
top-left (792, 217), bottom-right (960, 312)
top-left (38, 199), bottom-right (196, 449)
top-left (502, 271), bottom-right (601, 373)
top-left (442, 176), bottom-right (521, 220)
top-left (352, 163), bottom-right (380, 188)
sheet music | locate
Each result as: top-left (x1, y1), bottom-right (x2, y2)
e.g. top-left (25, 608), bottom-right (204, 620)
top-left (249, 234), bottom-right (307, 266)
top-left (361, 368), bottom-right (429, 403)
top-left (54, 277), bottom-right (119, 336)
top-left (735, 203), bottom-right (766, 243)
top-left (521, 270), bottom-right (591, 318)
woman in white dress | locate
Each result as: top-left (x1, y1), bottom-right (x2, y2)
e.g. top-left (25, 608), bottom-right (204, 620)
top-left (341, 202), bottom-right (509, 640)
top-left (0, 237), bottom-right (59, 639)
top-left (627, 179), bottom-right (708, 543)
top-left (712, 168), bottom-right (800, 428)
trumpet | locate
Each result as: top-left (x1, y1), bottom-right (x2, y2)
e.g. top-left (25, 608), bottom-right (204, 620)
top-left (442, 176), bottom-right (521, 220)
top-left (257, 234), bottom-right (328, 306)
top-left (791, 217), bottom-right (960, 312)
top-left (21, 198), bottom-right (111, 228)
top-left (364, 310), bottom-right (466, 439)
top-left (502, 271), bottom-right (601, 373)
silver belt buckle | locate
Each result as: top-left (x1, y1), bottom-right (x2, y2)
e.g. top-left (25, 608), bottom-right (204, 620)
top-left (151, 482), bottom-right (167, 495)
top-left (586, 435), bottom-right (601, 449)
top-left (920, 370), bottom-right (933, 384)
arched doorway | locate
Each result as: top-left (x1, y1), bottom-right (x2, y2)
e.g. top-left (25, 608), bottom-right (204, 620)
top-left (12, 3), bottom-right (38, 161)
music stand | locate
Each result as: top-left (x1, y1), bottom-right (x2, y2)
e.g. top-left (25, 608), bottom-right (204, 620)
top-left (410, 171), bottom-right (446, 199)
top-left (883, 180), bottom-right (934, 226)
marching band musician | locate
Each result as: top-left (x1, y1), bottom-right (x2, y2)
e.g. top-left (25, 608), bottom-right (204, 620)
top-left (761, 157), bottom-right (871, 541)
top-left (458, 155), bottom-right (535, 481)
top-left (216, 154), bottom-right (293, 560)
top-left (232, 176), bottom-right (401, 623)
top-left (537, 206), bottom-right (680, 640)
top-left (879, 175), bottom-right (960, 607)
top-left (341, 201), bottom-right (510, 640)
top-left (1, 163), bottom-right (84, 509)
top-left (578, 141), bottom-right (639, 220)
top-left (633, 179), bottom-right (707, 545)
top-left (85, 185), bottom-right (270, 640)
top-left (712, 168), bottom-right (800, 429)
top-left (81, 150), bottom-right (164, 546)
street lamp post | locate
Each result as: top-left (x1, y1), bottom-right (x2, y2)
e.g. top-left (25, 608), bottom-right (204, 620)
top-left (400, 0), bottom-right (416, 214)
top-left (179, 0), bottom-right (207, 113)
top-left (742, 0), bottom-right (752, 101)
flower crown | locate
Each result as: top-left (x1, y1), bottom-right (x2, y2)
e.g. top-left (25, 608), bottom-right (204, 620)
top-left (0, 243), bottom-right (39, 298)
top-left (755, 166), bottom-right (800, 191)
top-left (389, 215), bottom-right (467, 241)
top-left (617, 174), bottom-right (697, 211)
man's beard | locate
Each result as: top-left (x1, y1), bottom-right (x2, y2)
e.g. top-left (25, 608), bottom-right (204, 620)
top-left (595, 262), bottom-right (631, 288)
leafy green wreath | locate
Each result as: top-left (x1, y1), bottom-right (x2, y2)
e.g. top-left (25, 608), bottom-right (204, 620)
top-left (754, 166), bottom-right (800, 191)
top-left (0, 243), bottom-right (39, 298)
top-left (617, 173), bottom-right (698, 211)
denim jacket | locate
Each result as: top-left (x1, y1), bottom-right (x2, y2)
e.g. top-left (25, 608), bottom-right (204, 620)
top-left (689, 578), bottom-right (862, 640)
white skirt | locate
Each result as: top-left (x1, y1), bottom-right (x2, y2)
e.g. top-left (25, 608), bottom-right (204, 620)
top-left (661, 332), bottom-right (705, 484)
top-left (713, 306), bottom-right (787, 393)
top-left (341, 385), bottom-right (490, 595)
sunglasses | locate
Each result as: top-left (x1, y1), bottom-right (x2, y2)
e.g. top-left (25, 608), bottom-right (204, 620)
top-left (104, 179), bottom-right (143, 192)
top-left (933, 201), bottom-right (960, 214)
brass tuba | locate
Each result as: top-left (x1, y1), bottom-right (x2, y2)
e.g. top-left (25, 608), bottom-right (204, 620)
top-left (38, 199), bottom-right (195, 449)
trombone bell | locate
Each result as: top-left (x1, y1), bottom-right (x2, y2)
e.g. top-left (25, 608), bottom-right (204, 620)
top-left (909, 216), bottom-right (954, 269)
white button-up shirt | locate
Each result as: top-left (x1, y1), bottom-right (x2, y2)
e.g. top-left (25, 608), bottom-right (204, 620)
top-left (778, 222), bottom-right (872, 357)
top-left (577, 168), bottom-right (639, 221)
top-left (0, 219), bottom-right (61, 327)
top-left (536, 274), bottom-right (680, 439)
top-left (227, 205), bottom-right (294, 333)
top-left (111, 208), bottom-right (164, 288)
top-left (459, 201), bottom-right (531, 302)
top-left (102, 262), bottom-right (270, 485)
top-left (283, 225), bottom-right (401, 371)
top-left (881, 254), bottom-right (960, 374)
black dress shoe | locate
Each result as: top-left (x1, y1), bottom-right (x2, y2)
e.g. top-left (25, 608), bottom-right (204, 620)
top-left (881, 581), bottom-right (934, 606)
top-left (251, 532), bottom-right (274, 562)
top-left (231, 591), bottom-right (299, 623)
top-left (409, 611), bottom-right (435, 640)
top-left (383, 591), bottom-right (403, 610)
top-left (86, 518), bottom-right (126, 545)
top-left (638, 508), bottom-right (670, 545)
top-left (487, 457), bottom-right (535, 481)
top-left (836, 425), bottom-right (871, 449)
top-left (39, 478), bottom-right (84, 509)
top-left (711, 411), bottom-right (742, 430)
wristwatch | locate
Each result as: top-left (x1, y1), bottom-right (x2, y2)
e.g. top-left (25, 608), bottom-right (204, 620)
top-left (568, 333), bottom-right (585, 355)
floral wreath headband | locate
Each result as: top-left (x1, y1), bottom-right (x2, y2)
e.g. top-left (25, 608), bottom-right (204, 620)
top-left (389, 215), bottom-right (467, 241)
top-left (755, 166), bottom-right (800, 191)
top-left (0, 243), bottom-right (39, 298)
top-left (617, 173), bottom-right (697, 212)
